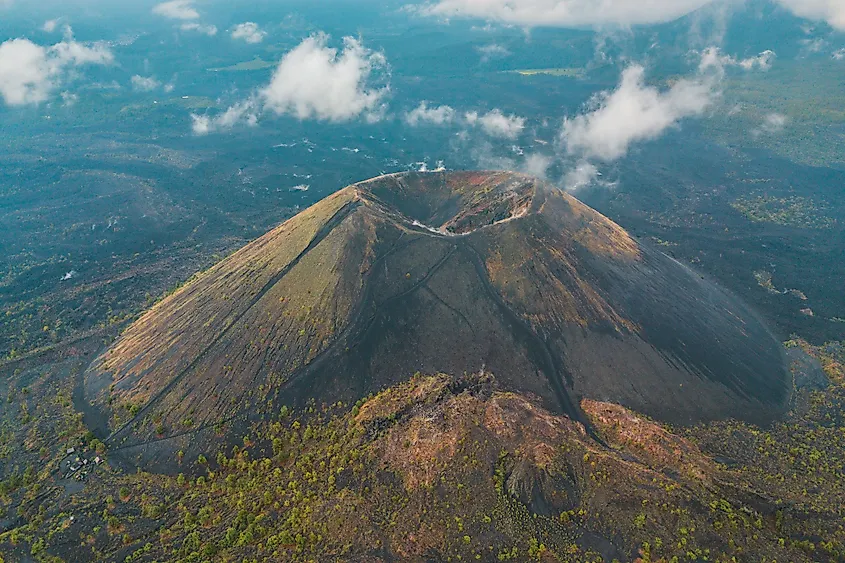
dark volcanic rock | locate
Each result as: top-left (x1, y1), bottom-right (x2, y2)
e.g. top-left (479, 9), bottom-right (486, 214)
top-left (787, 346), bottom-right (829, 392)
top-left (82, 171), bottom-right (791, 470)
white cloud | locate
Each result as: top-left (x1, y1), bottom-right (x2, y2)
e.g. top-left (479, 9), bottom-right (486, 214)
top-left (189, 33), bottom-right (391, 134)
top-left (405, 101), bottom-right (456, 125)
top-left (154, 0), bottom-right (218, 37)
top-left (60, 91), bottom-right (78, 106)
top-left (152, 0), bottom-right (199, 20)
top-left (465, 109), bottom-right (525, 139)
top-left (801, 37), bottom-right (827, 53)
top-left (467, 139), bottom-right (517, 171)
top-left (190, 115), bottom-right (212, 135)
top-left (477, 43), bottom-right (510, 62)
top-left (231, 22), bottom-right (266, 44)
top-left (553, 49), bottom-right (739, 192)
top-left (404, 103), bottom-right (525, 139)
top-left (43, 19), bottom-right (60, 33)
top-left (522, 153), bottom-right (553, 179)
top-left (261, 34), bottom-right (388, 122)
top-left (416, 0), bottom-right (845, 31)
top-left (191, 99), bottom-right (259, 135)
top-left (405, 103), bottom-right (524, 136)
top-left (51, 39), bottom-right (114, 66)
top-left (562, 57), bottom-right (721, 162)
top-left (416, 0), bottom-right (715, 28)
top-left (0, 37), bottom-right (113, 107)
top-left (834, 48), bottom-right (845, 60)
top-left (698, 48), bottom-right (776, 71)
top-left (180, 22), bottom-right (218, 36)
top-left (564, 161), bottom-right (600, 190)
top-left (738, 50), bottom-right (776, 71)
top-left (775, 0), bottom-right (845, 31)
top-left (131, 75), bottom-right (161, 92)
top-left (756, 113), bottom-right (788, 135)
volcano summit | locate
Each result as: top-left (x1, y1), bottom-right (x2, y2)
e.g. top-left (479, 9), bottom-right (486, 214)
top-left (83, 171), bottom-right (791, 469)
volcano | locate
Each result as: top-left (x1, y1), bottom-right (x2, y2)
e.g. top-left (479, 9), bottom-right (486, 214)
top-left (83, 171), bottom-right (791, 469)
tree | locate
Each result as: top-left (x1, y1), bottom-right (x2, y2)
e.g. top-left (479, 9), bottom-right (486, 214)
top-left (91, 439), bottom-right (107, 455)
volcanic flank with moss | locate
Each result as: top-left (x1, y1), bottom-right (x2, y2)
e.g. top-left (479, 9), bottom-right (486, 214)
top-left (81, 171), bottom-right (791, 471)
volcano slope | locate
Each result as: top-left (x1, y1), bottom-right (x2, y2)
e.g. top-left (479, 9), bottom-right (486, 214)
top-left (82, 171), bottom-right (791, 470)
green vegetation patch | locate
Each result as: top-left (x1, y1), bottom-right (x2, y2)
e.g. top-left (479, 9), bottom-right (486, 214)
top-left (731, 195), bottom-right (836, 229)
top-left (506, 68), bottom-right (584, 78)
top-left (703, 60), bottom-right (845, 167)
top-left (118, 96), bottom-right (215, 118)
top-left (208, 57), bottom-right (278, 72)
top-left (5, 360), bottom-right (845, 562)
top-left (683, 339), bottom-right (845, 560)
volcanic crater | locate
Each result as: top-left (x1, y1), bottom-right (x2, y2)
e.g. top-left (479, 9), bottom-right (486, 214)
top-left (81, 171), bottom-right (791, 470)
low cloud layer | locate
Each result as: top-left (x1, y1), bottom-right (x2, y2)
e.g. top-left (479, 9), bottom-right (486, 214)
top-left (0, 35), bottom-right (113, 106)
top-left (404, 103), bottom-right (526, 139)
top-left (232, 22), bottom-right (266, 44)
top-left (131, 75), bottom-right (161, 92)
top-left (416, 0), bottom-right (715, 27)
top-left (477, 43), bottom-right (510, 62)
top-left (775, 0), bottom-right (845, 31)
top-left (522, 153), bottom-right (554, 179)
top-left (192, 100), bottom-right (259, 135)
top-left (193, 34), bottom-right (389, 134)
top-left (154, 0), bottom-right (218, 37)
top-left (416, 0), bottom-right (845, 31)
top-left (699, 48), bottom-right (776, 71)
top-left (261, 34), bottom-right (388, 122)
top-left (466, 109), bottom-right (525, 139)
top-left (180, 23), bottom-right (218, 36)
top-left (43, 19), bottom-right (61, 33)
top-left (755, 112), bottom-right (788, 136)
top-left (555, 48), bottom-right (735, 189)
top-left (564, 161), bottom-right (600, 190)
top-left (556, 46), bottom-right (782, 190)
top-left (562, 63), bottom-right (718, 162)
top-left (405, 101), bottom-right (457, 125)
top-left (152, 0), bottom-right (199, 21)
top-left (737, 50), bottom-right (776, 71)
